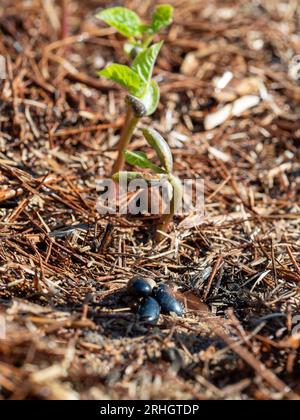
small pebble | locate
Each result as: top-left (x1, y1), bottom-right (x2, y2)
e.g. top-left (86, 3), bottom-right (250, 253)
top-left (137, 297), bottom-right (161, 324)
top-left (153, 284), bottom-right (184, 317)
top-left (128, 277), bottom-right (157, 298)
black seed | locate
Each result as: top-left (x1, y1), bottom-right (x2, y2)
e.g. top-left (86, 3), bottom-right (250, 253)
top-left (137, 297), bottom-right (161, 324)
top-left (128, 277), bottom-right (156, 298)
top-left (153, 284), bottom-right (184, 317)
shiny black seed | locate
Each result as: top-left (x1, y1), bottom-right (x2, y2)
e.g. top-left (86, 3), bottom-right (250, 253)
top-left (153, 284), bottom-right (184, 317)
top-left (137, 297), bottom-right (161, 324)
top-left (128, 277), bottom-right (156, 298)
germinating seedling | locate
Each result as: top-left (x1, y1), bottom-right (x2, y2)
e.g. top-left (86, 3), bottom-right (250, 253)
top-left (112, 127), bottom-right (183, 242)
top-left (96, 5), bottom-right (173, 174)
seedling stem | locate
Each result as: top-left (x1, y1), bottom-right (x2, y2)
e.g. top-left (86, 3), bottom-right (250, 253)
top-left (111, 108), bottom-right (140, 175)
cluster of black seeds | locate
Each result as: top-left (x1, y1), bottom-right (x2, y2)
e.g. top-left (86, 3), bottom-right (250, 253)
top-left (128, 277), bottom-right (184, 324)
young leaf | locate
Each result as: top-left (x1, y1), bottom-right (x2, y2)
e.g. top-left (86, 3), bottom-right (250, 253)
top-left (142, 128), bottom-right (173, 174)
top-left (98, 64), bottom-right (144, 96)
top-left (151, 5), bottom-right (174, 33)
top-left (141, 80), bottom-right (160, 116)
top-left (96, 7), bottom-right (142, 38)
top-left (131, 42), bottom-right (163, 84)
top-left (124, 150), bottom-right (165, 173)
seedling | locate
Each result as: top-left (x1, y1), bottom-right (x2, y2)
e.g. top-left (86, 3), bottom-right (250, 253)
top-left (96, 5), bottom-right (173, 174)
top-left (113, 127), bottom-right (183, 242)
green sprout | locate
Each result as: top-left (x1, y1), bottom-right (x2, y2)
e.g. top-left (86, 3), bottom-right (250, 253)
top-left (113, 128), bottom-right (183, 242)
top-left (96, 5), bottom-right (174, 174)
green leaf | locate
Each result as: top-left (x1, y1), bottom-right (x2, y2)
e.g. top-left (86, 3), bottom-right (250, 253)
top-left (96, 7), bottom-right (142, 38)
top-left (151, 5), bottom-right (174, 33)
top-left (98, 64), bottom-right (144, 96)
top-left (124, 150), bottom-right (165, 173)
top-left (142, 128), bottom-right (173, 174)
top-left (132, 42), bottom-right (163, 84)
top-left (141, 80), bottom-right (160, 116)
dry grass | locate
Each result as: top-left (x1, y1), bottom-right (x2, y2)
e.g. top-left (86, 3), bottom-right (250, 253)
top-left (0, 0), bottom-right (299, 400)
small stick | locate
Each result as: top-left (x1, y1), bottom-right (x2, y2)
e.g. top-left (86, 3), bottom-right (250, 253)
top-left (98, 223), bottom-right (114, 254)
top-left (52, 118), bottom-right (123, 138)
top-left (271, 240), bottom-right (278, 284)
top-left (60, 0), bottom-right (69, 40)
top-left (203, 255), bottom-right (223, 300)
top-left (285, 244), bottom-right (300, 276)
